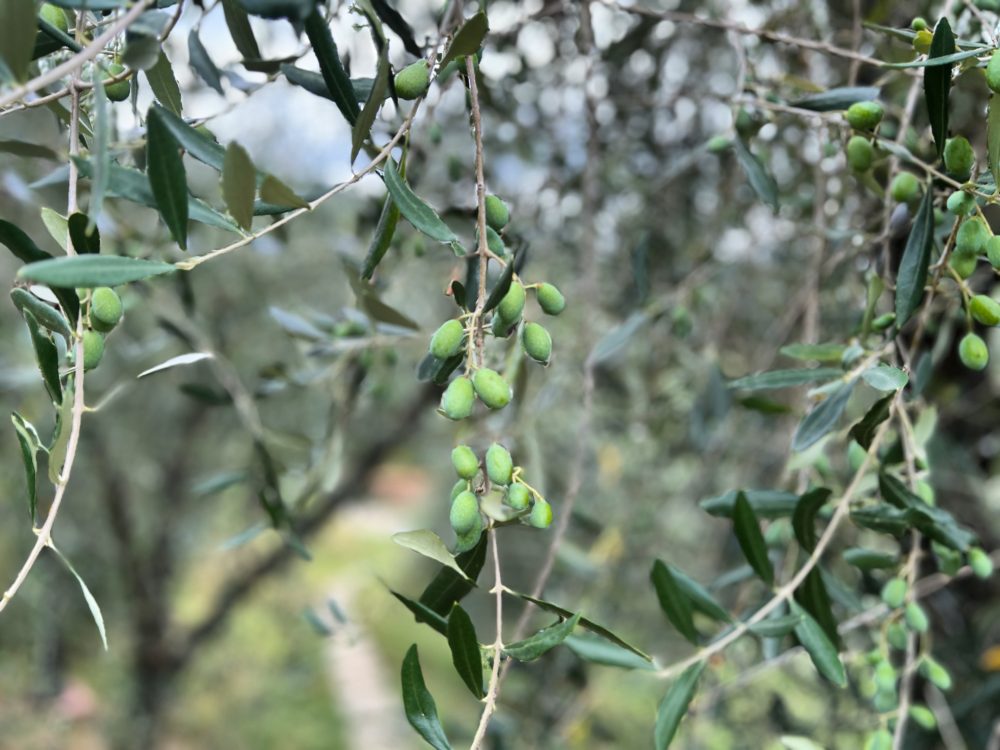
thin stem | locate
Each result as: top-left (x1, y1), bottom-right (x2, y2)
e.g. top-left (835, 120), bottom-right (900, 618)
top-left (469, 528), bottom-right (503, 750)
top-left (466, 54), bottom-right (490, 366)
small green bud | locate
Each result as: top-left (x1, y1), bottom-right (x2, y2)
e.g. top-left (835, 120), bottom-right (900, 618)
top-left (440, 376), bottom-right (475, 420)
top-left (864, 729), bottom-right (892, 750)
top-left (429, 319), bottom-right (465, 359)
top-left (81, 330), bottom-right (104, 371)
top-left (450, 478), bottom-right (468, 502)
top-left (845, 101), bottom-right (884, 131)
top-left (943, 136), bottom-right (975, 180)
top-left (394, 60), bottom-right (430, 100)
top-left (920, 656), bottom-right (952, 691)
top-left (904, 601), bottom-right (929, 632)
top-left (40, 3), bottom-right (69, 33)
top-left (890, 172), bottom-right (921, 203)
top-left (886, 622), bottom-right (908, 651)
top-left (497, 282), bottom-right (525, 323)
top-left (521, 322), bottom-right (552, 364)
top-left (872, 312), bottom-right (896, 331)
top-left (536, 283), bottom-right (565, 315)
top-left (968, 546), bottom-right (994, 578)
top-left (881, 577), bottom-right (907, 608)
top-left (988, 51), bottom-right (1000, 94)
top-left (970, 295), bottom-right (1000, 326)
top-left (987, 236), bottom-right (1000, 268)
top-left (909, 705), bottom-right (937, 730)
top-left (506, 483), bottom-right (531, 510)
top-left (103, 63), bottom-right (131, 102)
top-left (846, 135), bottom-right (874, 171)
top-left (949, 250), bottom-right (977, 280)
top-left (472, 368), bottom-right (511, 410)
top-left (451, 445), bottom-right (479, 480)
top-left (485, 443), bottom-right (513, 485)
top-left (450, 490), bottom-right (481, 536)
top-left (911, 17), bottom-right (928, 31)
top-left (956, 217), bottom-right (990, 255)
top-left (90, 286), bottom-right (123, 331)
top-left (946, 189), bottom-right (976, 216)
top-left (528, 498), bottom-right (552, 528)
top-left (484, 194), bottom-right (509, 230)
top-left (959, 332), bottom-right (989, 371)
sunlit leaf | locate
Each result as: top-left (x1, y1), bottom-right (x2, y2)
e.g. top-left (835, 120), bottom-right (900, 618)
top-left (392, 530), bottom-right (472, 581)
top-left (19, 255), bottom-right (175, 287)
top-left (503, 613), bottom-right (581, 661)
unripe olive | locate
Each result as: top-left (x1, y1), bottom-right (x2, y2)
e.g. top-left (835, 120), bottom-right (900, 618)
top-left (440, 376), bottom-right (475, 419)
top-left (429, 318), bottom-right (465, 359)
top-left (705, 135), bottom-right (731, 153)
top-left (968, 546), bottom-right (994, 578)
top-left (950, 250), bottom-right (977, 279)
top-left (864, 729), bottom-right (892, 750)
top-left (909, 705), bottom-right (937, 730)
top-left (845, 101), bottom-right (883, 131)
top-left (485, 443), bottom-right (513, 485)
top-left (734, 107), bottom-right (760, 137)
top-left (394, 60), bottom-right (430, 100)
top-left (450, 490), bottom-right (481, 536)
top-left (450, 478), bottom-right (468, 501)
top-left (536, 282), bottom-right (565, 315)
top-left (886, 622), bottom-right (908, 651)
top-left (846, 135), bottom-right (874, 172)
top-left (988, 236), bottom-right (1000, 268)
top-left (912, 29), bottom-right (933, 55)
top-left (959, 332), bottom-right (989, 371)
top-left (491, 312), bottom-right (514, 338)
top-left (872, 688), bottom-right (898, 713)
top-left (970, 295), bottom-right (1000, 326)
top-left (943, 136), bottom-right (975, 180)
top-left (956, 217), bottom-right (990, 255)
top-left (946, 190), bottom-right (976, 216)
top-left (890, 172), bottom-right (921, 203)
top-left (872, 312), bottom-right (896, 331)
top-left (873, 660), bottom-right (897, 691)
top-left (911, 17), bottom-right (928, 30)
top-left (506, 482), bottom-right (531, 510)
top-left (881, 577), bottom-right (907, 608)
top-left (484, 194), bottom-right (509, 231)
top-left (455, 520), bottom-right (483, 552)
top-left (484, 226), bottom-right (506, 257)
top-left (81, 330), bottom-right (104, 371)
top-left (904, 601), bottom-right (929, 632)
top-left (90, 286), bottom-right (123, 331)
top-left (103, 63), bottom-right (131, 102)
top-left (496, 282), bottom-right (525, 323)
top-left (451, 445), bottom-right (479, 480)
top-left (521, 322), bottom-right (552, 364)
top-left (988, 51), bottom-right (1000, 95)
top-left (528, 498), bottom-right (552, 528)
top-left (920, 656), bottom-right (952, 690)
top-left (472, 367), bottom-right (511, 410)
top-left (40, 3), bottom-right (69, 33)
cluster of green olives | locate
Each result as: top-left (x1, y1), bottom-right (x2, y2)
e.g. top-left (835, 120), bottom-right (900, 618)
top-left (448, 442), bottom-right (553, 549)
top-left (80, 286), bottom-right (123, 371)
top-left (843, 99), bottom-right (883, 172)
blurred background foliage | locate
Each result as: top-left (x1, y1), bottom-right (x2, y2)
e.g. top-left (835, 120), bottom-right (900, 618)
top-left (1, 0), bottom-right (999, 748)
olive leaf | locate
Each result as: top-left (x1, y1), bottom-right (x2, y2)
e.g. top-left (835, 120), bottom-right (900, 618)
top-left (146, 105), bottom-right (190, 249)
top-left (418, 533), bottom-right (488, 615)
top-left (791, 601), bottom-right (846, 687)
top-left (50, 544), bottom-right (108, 650)
top-left (392, 530), bottom-right (472, 581)
top-left (11, 412), bottom-right (41, 524)
top-left (894, 186), bottom-right (936, 327)
top-left (654, 661), bottom-right (705, 749)
top-left (732, 492), bottom-right (774, 586)
top-left (438, 12), bottom-right (488, 70)
top-left (222, 142), bottom-right (256, 230)
top-left (383, 158), bottom-right (461, 248)
top-left (650, 560), bottom-right (698, 643)
top-left (362, 193), bottom-right (401, 279)
top-left (727, 367), bottom-right (842, 391)
top-left (145, 51), bottom-right (183, 116)
top-left (19, 255), bottom-right (175, 287)
top-left (790, 86), bottom-right (879, 111)
top-left (188, 27), bottom-right (224, 94)
top-left (303, 9), bottom-right (360, 126)
top-left (222, 0), bottom-right (262, 58)
top-left (503, 613), bottom-right (581, 661)
top-left (446, 604), bottom-right (484, 698)
top-left (792, 380), bottom-right (855, 451)
top-left (791, 487), bottom-right (832, 552)
top-left (924, 19), bottom-right (955, 158)
top-left (700, 489), bottom-right (799, 519)
top-left (733, 138), bottom-right (778, 212)
top-left (401, 645), bottom-right (452, 750)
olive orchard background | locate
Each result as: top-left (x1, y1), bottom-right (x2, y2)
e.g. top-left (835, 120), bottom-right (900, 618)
top-left (0, 0), bottom-right (999, 748)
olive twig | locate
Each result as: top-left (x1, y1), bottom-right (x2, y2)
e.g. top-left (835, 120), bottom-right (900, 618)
top-left (469, 527), bottom-right (504, 750)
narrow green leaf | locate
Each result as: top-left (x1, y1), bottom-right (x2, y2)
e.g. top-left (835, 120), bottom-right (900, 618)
top-left (503, 613), bottom-right (581, 661)
top-left (789, 87), bottom-right (879, 111)
top-left (24, 312), bottom-right (62, 404)
top-left (352, 45), bottom-right (390, 162)
top-left (728, 367), bottom-right (842, 391)
top-left (894, 186), bottom-right (936, 327)
top-left (145, 51), bottom-right (183, 116)
top-left (481, 253), bottom-right (516, 313)
top-left (990, 96), bottom-right (1000, 193)
top-left (50, 545), bottom-right (108, 650)
top-left (732, 492), bottom-right (774, 586)
top-left (222, 0), bottom-right (261, 58)
top-left (700, 489), bottom-right (800, 519)
top-left (392, 530), bottom-right (471, 581)
top-left (792, 381), bottom-right (855, 451)
top-left (150, 104), bottom-right (225, 170)
top-left (19, 255), bottom-right (175, 287)
top-left (792, 487), bottom-right (832, 552)
top-left (222, 142), bottom-right (256, 230)
top-left (369, 0), bottom-right (421, 56)
top-left (11, 288), bottom-right (72, 338)
top-left (383, 159), bottom-right (460, 245)
top-left (0, 139), bottom-right (60, 160)
top-left (733, 138), bottom-right (778, 212)
top-left (794, 568), bottom-right (840, 647)
top-left (282, 64), bottom-right (376, 103)
top-left (924, 19), bottom-right (955, 158)
top-left (418, 534), bottom-right (488, 615)
top-left (780, 342), bottom-right (845, 363)
top-left (668, 565), bottom-right (731, 622)
top-left (446, 604), bottom-right (484, 698)
top-left (362, 193), bottom-right (401, 279)
top-left (748, 613), bottom-right (802, 638)
top-left (654, 661), bottom-right (705, 749)
top-left (390, 589), bottom-right (449, 636)
top-left (146, 106), bottom-right (189, 249)
top-left (790, 601), bottom-right (846, 687)
top-left (188, 27), bottom-right (225, 94)
top-left (884, 47), bottom-right (981, 68)
top-left (401, 645), bottom-right (452, 750)
top-left (439, 12), bottom-right (488, 70)
top-left (11, 412), bottom-right (40, 524)
top-left (68, 213), bottom-right (100, 254)
top-left (842, 548), bottom-right (898, 570)
top-left (564, 634), bottom-right (657, 670)
top-left (48, 384), bottom-right (73, 481)
top-left (650, 560), bottom-right (698, 643)
top-left (862, 364), bottom-right (908, 391)
top-left (303, 9), bottom-right (360, 126)
top-left (849, 392), bottom-right (894, 450)
top-left (0, 0), bottom-right (37, 81)
top-left (89, 72), bottom-right (110, 231)
top-left (40, 208), bottom-right (68, 249)
top-left (0, 220), bottom-right (52, 263)
top-left (259, 175), bottom-right (309, 209)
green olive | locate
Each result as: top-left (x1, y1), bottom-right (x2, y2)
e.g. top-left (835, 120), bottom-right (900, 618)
top-left (846, 135), bottom-right (874, 172)
top-left (919, 656), bottom-right (952, 691)
top-left (959, 332), bottom-right (989, 371)
top-left (394, 60), bottom-right (430, 100)
top-left (904, 601), bottom-right (929, 632)
top-left (451, 445), bottom-right (479, 480)
top-left (521, 322), bottom-right (552, 364)
top-left (945, 190), bottom-right (976, 216)
top-left (845, 101), bottom-right (883, 131)
top-left (988, 51), bottom-right (1000, 95)
top-left (956, 217), bottom-right (990, 255)
top-left (911, 17), bottom-right (928, 31)
top-left (968, 546), bottom-right (994, 579)
top-left (103, 62), bottom-right (131, 102)
top-left (880, 577), bottom-right (907, 608)
top-left (506, 483), bottom-right (531, 511)
top-left (912, 29), bottom-right (933, 55)
top-left (440, 376), bottom-right (475, 419)
top-left (472, 367), bottom-right (511, 409)
top-left (450, 478), bottom-right (468, 502)
top-left (988, 236), bottom-right (1000, 269)
top-left (81, 330), bottom-right (105, 371)
top-left (886, 622), bottom-right (907, 651)
top-left (484, 194), bottom-right (509, 230)
top-left (429, 319), bottom-right (465, 359)
top-left (527, 498), bottom-right (552, 528)
top-left (890, 172), bottom-right (920, 203)
top-left (908, 706), bottom-right (937, 730)
top-left (90, 286), bottom-right (123, 332)
top-left (949, 250), bottom-right (977, 279)
top-left (485, 443), bottom-right (513, 485)
top-left (873, 660), bottom-right (897, 691)
top-left (449, 490), bottom-right (481, 536)
top-left (969, 295), bottom-right (1000, 326)
top-left (536, 282), bottom-right (565, 315)
top-left (496, 282), bottom-right (525, 323)
top-left (943, 136), bottom-right (975, 180)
